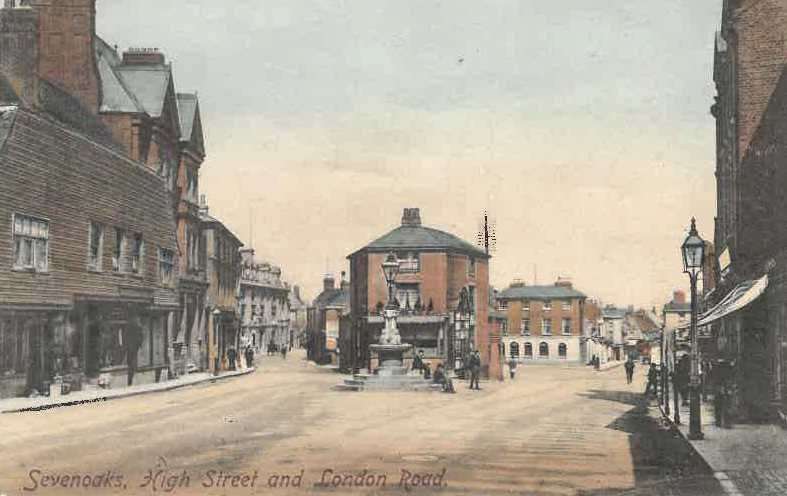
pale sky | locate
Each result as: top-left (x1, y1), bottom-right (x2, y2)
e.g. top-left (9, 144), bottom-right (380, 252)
top-left (99, 0), bottom-right (721, 309)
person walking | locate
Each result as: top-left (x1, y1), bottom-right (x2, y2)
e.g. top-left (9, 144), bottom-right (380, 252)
top-left (281, 345), bottom-right (287, 360)
top-left (245, 346), bottom-right (254, 369)
top-left (645, 363), bottom-right (658, 396)
top-left (508, 358), bottom-right (518, 380)
top-left (227, 347), bottom-right (237, 371)
top-left (624, 358), bottom-right (635, 384)
top-left (469, 350), bottom-right (482, 390)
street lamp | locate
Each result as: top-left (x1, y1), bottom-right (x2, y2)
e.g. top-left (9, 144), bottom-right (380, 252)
top-left (382, 252), bottom-right (400, 307)
top-left (212, 308), bottom-right (222, 376)
top-left (681, 217), bottom-right (704, 440)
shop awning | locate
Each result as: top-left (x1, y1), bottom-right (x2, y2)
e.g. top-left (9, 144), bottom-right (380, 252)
top-left (679, 275), bottom-right (768, 330)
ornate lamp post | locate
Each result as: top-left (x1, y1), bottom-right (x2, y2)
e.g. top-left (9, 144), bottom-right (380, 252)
top-left (369, 253), bottom-right (412, 374)
top-left (382, 253), bottom-right (400, 310)
top-left (681, 218), bottom-right (705, 440)
top-left (212, 308), bottom-right (222, 375)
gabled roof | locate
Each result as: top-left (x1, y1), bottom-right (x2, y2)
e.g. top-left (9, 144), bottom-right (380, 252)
top-left (352, 225), bottom-right (487, 258)
top-left (95, 38), bottom-right (143, 113)
top-left (0, 106), bottom-right (17, 153)
top-left (114, 65), bottom-right (172, 118)
top-left (498, 285), bottom-right (586, 301)
top-left (177, 93), bottom-right (198, 139)
top-left (200, 210), bottom-right (243, 247)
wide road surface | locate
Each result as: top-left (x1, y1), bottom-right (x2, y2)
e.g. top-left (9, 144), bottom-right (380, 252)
top-left (0, 351), bottom-right (722, 496)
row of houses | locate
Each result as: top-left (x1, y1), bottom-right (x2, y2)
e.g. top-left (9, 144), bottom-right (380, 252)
top-left (304, 207), bottom-right (657, 377)
top-left (0, 0), bottom-right (304, 399)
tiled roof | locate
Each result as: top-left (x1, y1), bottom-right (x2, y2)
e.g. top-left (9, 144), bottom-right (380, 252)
top-left (177, 93), bottom-right (198, 141)
top-left (95, 38), bottom-right (143, 113)
top-left (200, 210), bottom-right (243, 246)
top-left (114, 65), bottom-right (171, 118)
top-left (0, 106), bottom-right (16, 152)
top-left (313, 288), bottom-right (347, 309)
top-left (602, 307), bottom-right (627, 319)
top-left (353, 225), bottom-right (487, 258)
top-left (498, 285), bottom-right (586, 300)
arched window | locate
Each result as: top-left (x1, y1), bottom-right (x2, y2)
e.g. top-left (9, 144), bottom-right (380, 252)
top-left (524, 342), bottom-right (533, 358)
top-left (539, 342), bottom-right (549, 357)
top-left (558, 343), bottom-right (567, 359)
top-left (510, 341), bottom-right (520, 358)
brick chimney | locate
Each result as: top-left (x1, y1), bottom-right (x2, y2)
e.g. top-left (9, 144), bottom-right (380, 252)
top-left (28, 0), bottom-right (101, 114)
top-left (323, 274), bottom-right (335, 291)
top-left (239, 248), bottom-right (255, 265)
top-left (673, 290), bottom-right (686, 304)
top-left (401, 208), bottom-right (422, 227)
top-left (0, 4), bottom-right (39, 106)
top-left (555, 276), bottom-right (573, 289)
top-left (122, 47), bottom-right (165, 66)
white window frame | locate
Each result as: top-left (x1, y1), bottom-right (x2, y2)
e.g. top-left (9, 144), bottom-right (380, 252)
top-left (562, 300), bottom-right (571, 311)
top-left (158, 247), bottom-right (174, 285)
top-left (130, 233), bottom-right (144, 274)
top-left (112, 228), bottom-right (126, 272)
top-left (521, 318), bottom-right (530, 335)
top-left (12, 213), bottom-right (49, 272)
top-left (562, 318), bottom-right (572, 335)
top-left (542, 318), bottom-right (552, 335)
top-left (87, 221), bottom-right (103, 271)
top-left (543, 300), bottom-right (552, 311)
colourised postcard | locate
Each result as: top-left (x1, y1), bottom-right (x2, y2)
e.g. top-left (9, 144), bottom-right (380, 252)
top-left (1, 1), bottom-right (785, 495)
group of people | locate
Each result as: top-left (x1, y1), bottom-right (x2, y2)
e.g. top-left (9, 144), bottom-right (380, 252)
top-left (222, 341), bottom-right (289, 371)
top-left (410, 349), bottom-right (485, 393)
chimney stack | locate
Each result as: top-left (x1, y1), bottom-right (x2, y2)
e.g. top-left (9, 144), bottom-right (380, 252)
top-left (122, 47), bottom-right (166, 66)
top-left (673, 290), bottom-right (686, 304)
top-left (0, 5), bottom-right (38, 106)
top-left (28, 0), bottom-right (101, 114)
top-left (401, 208), bottom-right (422, 227)
top-left (199, 194), bottom-right (208, 216)
top-left (555, 276), bottom-right (573, 289)
top-left (323, 274), bottom-right (335, 291)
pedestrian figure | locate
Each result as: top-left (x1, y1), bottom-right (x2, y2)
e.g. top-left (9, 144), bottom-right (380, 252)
top-left (645, 363), bottom-right (658, 396)
top-left (593, 355), bottom-right (600, 370)
top-left (469, 350), bottom-right (481, 390)
top-left (281, 345), bottom-right (287, 359)
top-left (227, 347), bottom-right (237, 371)
top-left (433, 363), bottom-right (455, 393)
top-left (245, 346), bottom-right (254, 369)
top-left (423, 361), bottom-right (432, 380)
top-left (625, 358), bottom-right (635, 384)
top-left (676, 355), bottom-right (691, 406)
top-left (509, 358), bottom-right (517, 380)
top-left (268, 340), bottom-right (276, 356)
top-left (412, 350), bottom-right (424, 375)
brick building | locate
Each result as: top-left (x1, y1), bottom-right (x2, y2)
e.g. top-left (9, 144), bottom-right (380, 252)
top-left (347, 208), bottom-right (499, 378)
top-left (701, 0), bottom-right (787, 423)
top-left (200, 198), bottom-right (243, 373)
top-left (498, 278), bottom-right (587, 364)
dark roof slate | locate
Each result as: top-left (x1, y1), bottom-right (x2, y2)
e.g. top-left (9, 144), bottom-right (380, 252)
top-left (353, 225), bottom-right (487, 258)
top-left (498, 285), bottom-right (586, 300)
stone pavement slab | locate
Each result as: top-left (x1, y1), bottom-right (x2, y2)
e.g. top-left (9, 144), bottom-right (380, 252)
top-left (0, 368), bottom-right (253, 414)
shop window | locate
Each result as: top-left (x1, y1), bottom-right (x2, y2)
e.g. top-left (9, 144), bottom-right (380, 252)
top-left (12, 213), bottom-right (49, 272)
top-left (539, 342), bottom-right (549, 357)
top-left (509, 341), bottom-right (520, 358)
top-left (524, 342), bottom-right (533, 358)
top-left (88, 222), bottom-right (103, 271)
top-left (99, 325), bottom-right (127, 368)
top-left (396, 283), bottom-right (420, 309)
top-left (0, 317), bottom-right (30, 375)
top-left (158, 248), bottom-right (174, 285)
top-left (559, 343), bottom-right (568, 359)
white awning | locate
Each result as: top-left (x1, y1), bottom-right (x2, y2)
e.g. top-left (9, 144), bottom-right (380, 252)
top-left (679, 275), bottom-right (768, 330)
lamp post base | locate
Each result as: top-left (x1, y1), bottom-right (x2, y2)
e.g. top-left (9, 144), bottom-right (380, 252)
top-left (689, 383), bottom-right (704, 440)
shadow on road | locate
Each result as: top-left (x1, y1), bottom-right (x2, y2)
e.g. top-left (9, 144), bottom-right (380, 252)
top-left (576, 390), bottom-right (725, 496)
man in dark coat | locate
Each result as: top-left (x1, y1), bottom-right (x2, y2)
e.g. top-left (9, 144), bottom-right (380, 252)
top-left (124, 318), bottom-right (144, 386)
top-left (433, 363), bottom-right (455, 393)
top-left (245, 346), bottom-right (254, 369)
top-left (412, 350), bottom-right (424, 375)
top-left (469, 350), bottom-right (481, 390)
top-left (645, 363), bottom-right (658, 396)
top-left (227, 347), bottom-right (237, 371)
top-left (625, 358), bottom-right (635, 384)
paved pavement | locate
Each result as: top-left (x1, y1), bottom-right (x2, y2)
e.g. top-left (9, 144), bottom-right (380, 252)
top-left (0, 351), bottom-right (723, 496)
top-left (664, 397), bottom-right (787, 496)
